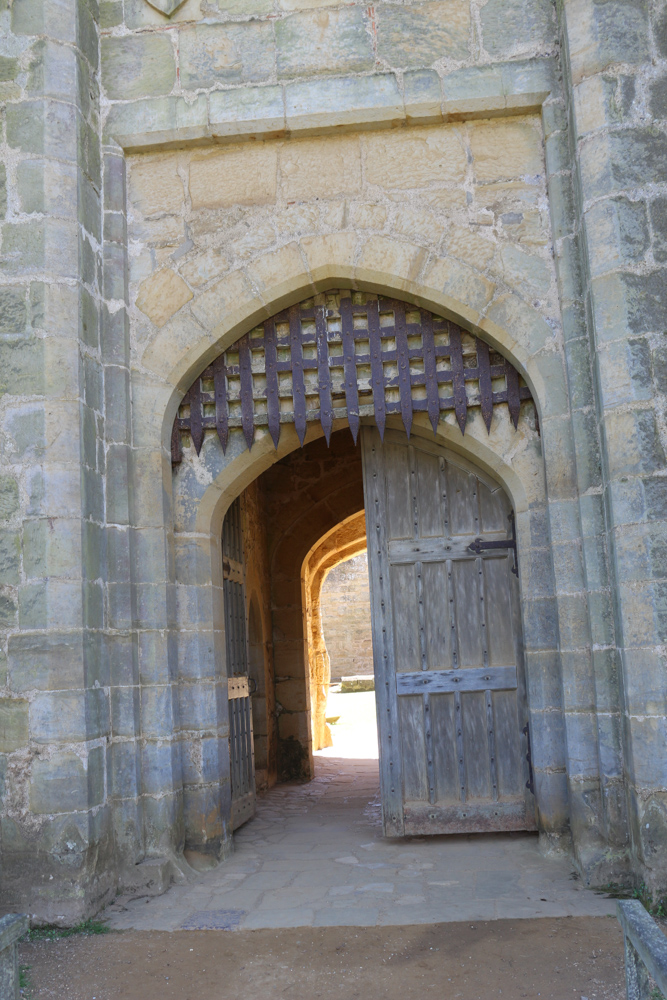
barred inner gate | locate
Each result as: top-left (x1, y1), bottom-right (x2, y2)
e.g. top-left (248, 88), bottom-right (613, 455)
top-left (222, 498), bottom-right (256, 831)
top-left (175, 290), bottom-right (537, 839)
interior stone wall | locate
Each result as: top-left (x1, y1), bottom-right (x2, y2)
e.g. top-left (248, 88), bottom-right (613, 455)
top-left (321, 553), bottom-right (373, 681)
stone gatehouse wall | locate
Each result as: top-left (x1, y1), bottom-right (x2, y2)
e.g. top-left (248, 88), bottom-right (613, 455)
top-left (1, 0), bottom-right (667, 925)
top-left (321, 553), bottom-right (373, 680)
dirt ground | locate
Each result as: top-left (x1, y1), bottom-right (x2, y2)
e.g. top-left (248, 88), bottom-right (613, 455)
top-left (19, 916), bottom-right (625, 1000)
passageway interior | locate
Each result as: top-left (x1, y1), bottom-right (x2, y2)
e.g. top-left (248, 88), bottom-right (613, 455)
top-left (317, 551), bottom-right (379, 762)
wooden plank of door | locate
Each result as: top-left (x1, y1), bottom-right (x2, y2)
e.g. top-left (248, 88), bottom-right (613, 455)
top-left (361, 424), bottom-right (405, 837)
top-left (396, 665), bottom-right (517, 694)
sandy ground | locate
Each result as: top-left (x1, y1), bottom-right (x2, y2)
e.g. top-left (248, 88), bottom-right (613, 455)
top-left (19, 916), bottom-right (625, 1000)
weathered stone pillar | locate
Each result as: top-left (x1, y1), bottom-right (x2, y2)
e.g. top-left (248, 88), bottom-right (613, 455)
top-left (560, 0), bottom-right (667, 888)
top-left (0, 0), bottom-right (115, 920)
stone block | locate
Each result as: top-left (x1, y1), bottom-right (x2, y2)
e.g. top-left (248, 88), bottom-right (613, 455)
top-left (188, 268), bottom-right (259, 335)
top-left (285, 73), bottom-right (404, 133)
top-left (183, 784), bottom-right (225, 846)
top-left (640, 477), bottom-right (667, 526)
top-left (0, 287), bottom-right (28, 334)
top-left (422, 255), bottom-right (494, 315)
top-left (623, 647), bottom-right (667, 716)
top-left (1, 218), bottom-right (78, 277)
top-left (101, 34), bottom-right (176, 101)
top-left (556, 593), bottom-right (590, 650)
top-left (0, 477), bottom-right (19, 522)
top-left (209, 85), bottom-right (285, 140)
top-left (11, 0), bottom-right (77, 42)
top-left (579, 495), bottom-right (607, 538)
top-left (103, 241), bottom-right (128, 301)
top-left (0, 592), bottom-right (17, 628)
top-left (582, 533), bottom-right (610, 591)
top-left (566, 0), bottom-right (649, 85)
top-left (0, 164), bottom-right (5, 220)
top-left (109, 742), bottom-right (140, 799)
top-left (584, 197), bottom-right (649, 278)
top-left (143, 792), bottom-right (184, 853)
top-left (403, 69), bottom-right (442, 124)
top-left (30, 689), bottom-right (109, 744)
top-left (22, 518), bottom-right (83, 581)
top-left (649, 196), bottom-right (667, 262)
top-left (8, 631), bottom-right (87, 694)
top-left (134, 582), bottom-right (170, 630)
top-left (0, 55), bottom-right (19, 82)
top-left (597, 337), bottom-right (653, 408)
top-left (364, 126), bottom-right (466, 189)
top-left (136, 268), bottom-right (193, 328)
top-left (547, 170), bottom-right (576, 245)
top-left (123, 0), bottom-right (201, 28)
top-left (627, 716), bottom-right (667, 789)
top-left (481, 0), bottom-right (554, 57)
top-left (564, 711), bottom-right (600, 779)
top-left (580, 129), bottom-right (667, 203)
top-left (141, 741), bottom-right (181, 796)
top-left (469, 119), bottom-right (543, 183)
top-left (378, 0), bottom-right (469, 67)
top-left (551, 539), bottom-right (586, 594)
top-left (522, 596), bottom-right (559, 649)
top-left (442, 226), bottom-right (493, 272)
top-left (6, 99), bottom-right (77, 160)
top-left (181, 735), bottom-right (224, 785)
top-left (0, 529), bottom-right (19, 585)
top-left (279, 134), bottom-right (361, 202)
top-left (178, 681), bottom-right (219, 730)
top-left (30, 752), bottom-right (89, 814)
top-left (19, 579), bottom-right (83, 630)
top-left (619, 579), bottom-right (666, 646)
top-left (179, 21), bottom-right (274, 90)
top-left (498, 244), bottom-right (552, 300)
top-left (189, 144), bottom-right (277, 210)
top-left (592, 269), bottom-right (667, 343)
top-left (525, 650), bottom-right (563, 712)
top-left (111, 686), bottom-right (140, 738)
top-left (276, 7), bottom-right (373, 79)
top-left (526, 706), bottom-right (566, 770)
top-left (179, 248), bottom-right (231, 289)
top-left (0, 698), bottom-right (29, 752)
top-left (174, 630), bottom-right (216, 682)
top-left (587, 590), bottom-right (614, 647)
top-left (104, 95), bottom-right (208, 149)
top-left (141, 685), bottom-right (176, 738)
top-left (563, 337), bottom-right (593, 411)
top-left (0, 338), bottom-right (45, 399)
top-left (100, 0), bottom-right (122, 27)
top-left (440, 64), bottom-right (504, 116)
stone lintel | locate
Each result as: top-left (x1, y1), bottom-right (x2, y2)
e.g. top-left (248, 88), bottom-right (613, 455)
top-left (107, 59), bottom-right (556, 154)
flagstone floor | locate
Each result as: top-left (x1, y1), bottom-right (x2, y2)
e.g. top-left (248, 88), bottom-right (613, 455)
top-left (104, 751), bottom-right (616, 932)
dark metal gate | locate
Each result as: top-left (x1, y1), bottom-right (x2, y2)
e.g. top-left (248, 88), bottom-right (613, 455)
top-left (222, 497), bottom-right (256, 830)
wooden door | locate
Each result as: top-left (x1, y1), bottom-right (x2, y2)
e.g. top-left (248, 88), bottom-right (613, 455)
top-left (361, 426), bottom-right (536, 837)
top-left (223, 498), bottom-right (256, 831)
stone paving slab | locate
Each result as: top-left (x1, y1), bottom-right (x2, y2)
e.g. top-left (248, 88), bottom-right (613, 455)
top-left (104, 756), bottom-right (617, 931)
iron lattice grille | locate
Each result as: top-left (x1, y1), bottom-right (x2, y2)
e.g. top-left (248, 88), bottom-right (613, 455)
top-left (171, 290), bottom-right (533, 464)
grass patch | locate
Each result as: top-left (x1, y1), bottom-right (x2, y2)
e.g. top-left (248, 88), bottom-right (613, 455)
top-left (597, 881), bottom-right (667, 919)
top-left (25, 918), bottom-right (110, 942)
top-left (19, 963), bottom-right (32, 997)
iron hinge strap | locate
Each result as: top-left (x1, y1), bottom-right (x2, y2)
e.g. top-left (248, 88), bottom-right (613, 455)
top-left (466, 511), bottom-right (518, 576)
top-left (522, 722), bottom-right (535, 795)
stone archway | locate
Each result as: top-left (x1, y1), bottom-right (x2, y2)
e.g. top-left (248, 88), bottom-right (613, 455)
top-left (149, 271), bottom-right (587, 872)
top-left (302, 511), bottom-right (367, 751)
